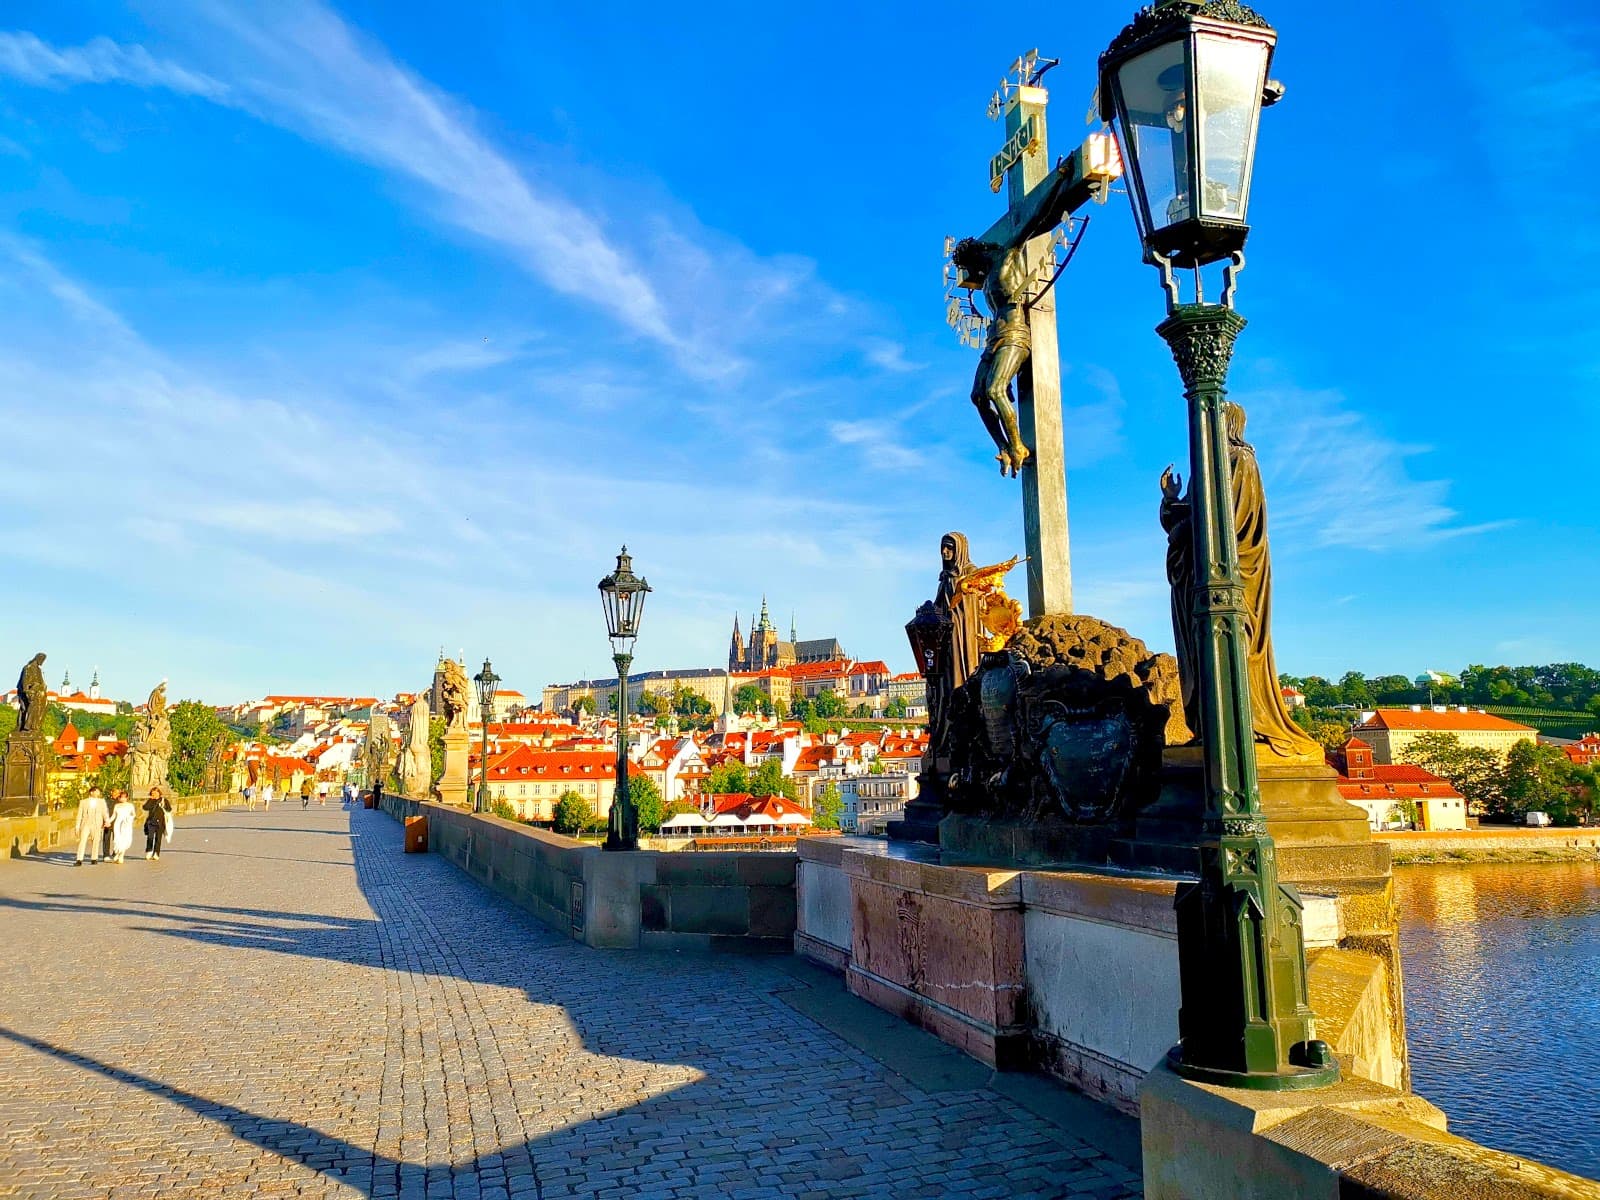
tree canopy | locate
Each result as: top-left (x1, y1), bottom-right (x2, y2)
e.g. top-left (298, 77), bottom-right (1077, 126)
top-left (168, 700), bottom-right (238, 796)
top-left (812, 782), bottom-right (843, 830)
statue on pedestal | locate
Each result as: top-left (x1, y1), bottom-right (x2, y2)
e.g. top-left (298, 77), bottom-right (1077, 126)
top-left (2, 653), bottom-right (51, 812)
top-left (1161, 401), bottom-right (1321, 762)
top-left (928, 533), bottom-right (982, 770)
top-left (439, 660), bottom-right (470, 734)
top-left (128, 682), bottom-right (172, 798)
top-left (399, 694), bottom-right (432, 798)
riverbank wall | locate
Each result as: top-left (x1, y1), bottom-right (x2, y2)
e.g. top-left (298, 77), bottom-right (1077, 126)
top-left (1380, 828), bottom-right (1600, 864)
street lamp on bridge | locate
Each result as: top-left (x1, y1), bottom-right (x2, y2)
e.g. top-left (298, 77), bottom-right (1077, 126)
top-left (1098, 0), bottom-right (1337, 1090)
top-left (598, 546), bottom-right (650, 852)
top-left (473, 657), bottom-right (500, 814)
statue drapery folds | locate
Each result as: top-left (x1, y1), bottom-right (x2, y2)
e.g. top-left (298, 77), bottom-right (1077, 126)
top-left (1162, 402), bottom-right (1321, 762)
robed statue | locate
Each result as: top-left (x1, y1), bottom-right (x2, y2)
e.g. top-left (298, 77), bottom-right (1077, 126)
top-left (439, 659), bottom-right (471, 734)
top-left (15, 653), bottom-right (47, 734)
top-left (1161, 402), bottom-right (1321, 762)
top-left (928, 532), bottom-right (984, 765)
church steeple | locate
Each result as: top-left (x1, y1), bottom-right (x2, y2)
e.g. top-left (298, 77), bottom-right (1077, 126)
top-left (790, 613), bottom-right (797, 644)
top-left (758, 595), bottom-right (773, 632)
top-left (728, 613), bottom-right (745, 672)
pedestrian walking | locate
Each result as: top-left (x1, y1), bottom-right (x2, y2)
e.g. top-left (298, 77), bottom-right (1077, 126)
top-left (300, 778), bottom-right (313, 808)
top-left (317, 779), bottom-right (329, 806)
top-left (142, 787), bottom-right (172, 860)
top-left (262, 783), bottom-right (274, 810)
top-left (100, 794), bottom-right (115, 860)
top-left (108, 791), bottom-right (136, 863)
top-left (341, 781), bottom-right (354, 807)
top-left (74, 787), bottom-right (111, 866)
top-left (242, 783), bottom-right (255, 811)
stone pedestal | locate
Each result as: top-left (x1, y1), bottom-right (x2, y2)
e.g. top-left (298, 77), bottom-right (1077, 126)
top-left (1113, 747), bottom-right (1390, 897)
top-left (842, 849), bottom-right (1029, 1068)
top-left (0, 733), bottom-right (47, 814)
top-left (439, 731), bottom-right (470, 807)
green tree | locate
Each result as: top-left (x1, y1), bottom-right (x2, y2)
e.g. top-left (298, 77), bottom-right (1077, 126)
top-left (1404, 733), bottom-right (1506, 819)
top-left (552, 790), bottom-right (596, 836)
top-left (812, 782), bottom-right (844, 830)
top-left (0, 705), bottom-right (16, 743)
top-left (428, 715), bottom-right (446, 787)
top-left (1337, 672), bottom-right (1371, 708)
top-left (868, 759), bottom-right (886, 775)
top-left (490, 797), bottom-right (518, 821)
top-left (1502, 742), bottom-right (1579, 824)
top-left (169, 700), bottom-right (237, 796)
top-left (629, 774), bottom-right (667, 832)
top-left (813, 689), bottom-right (845, 719)
top-left (637, 689), bottom-right (669, 717)
top-left (733, 685), bottom-right (765, 715)
top-left (572, 695), bottom-right (597, 717)
top-left (772, 698), bottom-right (788, 720)
top-left (884, 696), bottom-right (909, 719)
top-left (1387, 797), bottom-right (1418, 830)
top-left (95, 753), bottom-right (131, 797)
top-left (703, 760), bottom-right (750, 795)
top-left (749, 758), bottom-right (798, 801)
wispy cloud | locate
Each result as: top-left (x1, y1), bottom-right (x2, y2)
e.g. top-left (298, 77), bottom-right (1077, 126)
top-left (1238, 382), bottom-right (1509, 551)
top-left (0, 241), bottom-right (927, 696)
top-left (0, 31), bottom-right (226, 97)
top-left (863, 340), bottom-right (925, 374)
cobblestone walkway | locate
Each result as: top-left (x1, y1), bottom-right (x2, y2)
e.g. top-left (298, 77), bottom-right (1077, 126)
top-left (0, 804), bottom-right (1141, 1199)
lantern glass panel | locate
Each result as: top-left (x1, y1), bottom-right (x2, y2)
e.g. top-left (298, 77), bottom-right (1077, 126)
top-left (1115, 40), bottom-right (1192, 239)
top-left (1194, 33), bottom-right (1268, 221)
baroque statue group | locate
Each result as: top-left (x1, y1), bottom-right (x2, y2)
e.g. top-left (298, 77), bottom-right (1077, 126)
top-left (914, 394), bottom-right (1318, 842)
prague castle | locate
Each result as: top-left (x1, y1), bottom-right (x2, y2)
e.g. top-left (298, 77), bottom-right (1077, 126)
top-left (728, 598), bottom-right (845, 673)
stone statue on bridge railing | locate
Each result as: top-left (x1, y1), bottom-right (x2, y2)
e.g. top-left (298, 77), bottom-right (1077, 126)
top-left (1, 653), bottom-right (51, 812)
top-left (15, 653), bottom-right (47, 734)
top-left (398, 694), bottom-right (432, 798)
top-left (364, 712), bottom-right (394, 788)
top-left (945, 615), bottom-right (1188, 827)
top-left (439, 659), bottom-right (470, 735)
top-left (128, 681), bottom-right (172, 799)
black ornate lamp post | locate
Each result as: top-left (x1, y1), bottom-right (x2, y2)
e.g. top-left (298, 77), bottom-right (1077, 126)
top-left (598, 546), bottom-right (650, 852)
top-left (1100, 0), bottom-right (1337, 1089)
top-left (472, 658), bottom-right (500, 813)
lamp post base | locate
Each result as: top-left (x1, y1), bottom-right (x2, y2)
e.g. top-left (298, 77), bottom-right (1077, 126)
top-left (1167, 1043), bottom-right (1340, 1092)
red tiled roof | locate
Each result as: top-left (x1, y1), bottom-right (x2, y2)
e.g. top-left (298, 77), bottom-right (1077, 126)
top-left (1354, 709), bottom-right (1535, 733)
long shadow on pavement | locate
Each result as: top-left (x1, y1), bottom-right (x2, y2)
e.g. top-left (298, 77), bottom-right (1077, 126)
top-left (0, 807), bottom-right (1142, 1199)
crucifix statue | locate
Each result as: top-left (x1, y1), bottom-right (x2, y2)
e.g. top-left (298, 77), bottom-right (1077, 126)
top-left (945, 50), bottom-right (1121, 618)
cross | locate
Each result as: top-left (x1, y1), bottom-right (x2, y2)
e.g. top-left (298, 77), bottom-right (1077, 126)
top-left (947, 55), bottom-right (1121, 618)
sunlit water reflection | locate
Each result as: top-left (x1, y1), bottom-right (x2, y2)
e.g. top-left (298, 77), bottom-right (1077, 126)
top-left (1395, 861), bottom-right (1600, 1180)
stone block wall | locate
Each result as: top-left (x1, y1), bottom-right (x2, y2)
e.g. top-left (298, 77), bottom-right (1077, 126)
top-left (377, 797), bottom-right (795, 952)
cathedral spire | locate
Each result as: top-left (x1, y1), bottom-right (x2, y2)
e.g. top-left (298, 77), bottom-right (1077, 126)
top-left (790, 613), bottom-right (797, 644)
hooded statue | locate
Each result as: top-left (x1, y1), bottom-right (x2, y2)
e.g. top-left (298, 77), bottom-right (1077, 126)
top-left (1162, 402), bottom-right (1321, 761)
top-left (928, 532), bottom-right (983, 767)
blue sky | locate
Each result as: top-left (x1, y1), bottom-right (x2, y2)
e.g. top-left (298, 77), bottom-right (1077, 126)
top-left (1, 1), bottom-right (1597, 705)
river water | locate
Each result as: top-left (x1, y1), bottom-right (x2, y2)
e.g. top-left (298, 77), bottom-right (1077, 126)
top-left (1395, 861), bottom-right (1600, 1180)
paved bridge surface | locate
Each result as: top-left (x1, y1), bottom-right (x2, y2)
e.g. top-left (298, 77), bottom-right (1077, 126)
top-left (0, 804), bottom-right (1140, 1199)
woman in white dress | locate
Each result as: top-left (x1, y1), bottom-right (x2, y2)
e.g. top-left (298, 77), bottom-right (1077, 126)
top-left (262, 783), bottom-right (274, 810)
top-left (108, 790), bottom-right (136, 863)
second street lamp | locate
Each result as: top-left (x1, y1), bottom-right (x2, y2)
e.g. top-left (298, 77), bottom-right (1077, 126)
top-left (473, 658), bottom-right (500, 813)
top-left (1100, 0), bottom-right (1336, 1090)
top-left (598, 546), bottom-right (651, 852)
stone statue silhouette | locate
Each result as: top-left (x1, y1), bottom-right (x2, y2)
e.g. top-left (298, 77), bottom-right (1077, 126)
top-left (929, 532), bottom-right (983, 767)
top-left (15, 654), bottom-right (46, 734)
top-left (1161, 402), bottom-right (1322, 762)
top-left (952, 161), bottom-right (1087, 478)
top-left (439, 660), bottom-right (471, 734)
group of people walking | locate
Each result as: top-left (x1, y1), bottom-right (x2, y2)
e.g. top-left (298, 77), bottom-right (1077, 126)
top-left (74, 786), bottom-right (173, 865)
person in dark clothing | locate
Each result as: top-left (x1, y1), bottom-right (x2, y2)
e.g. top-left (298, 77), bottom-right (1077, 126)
top-left (142, 787), bottom-right (171, 860)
